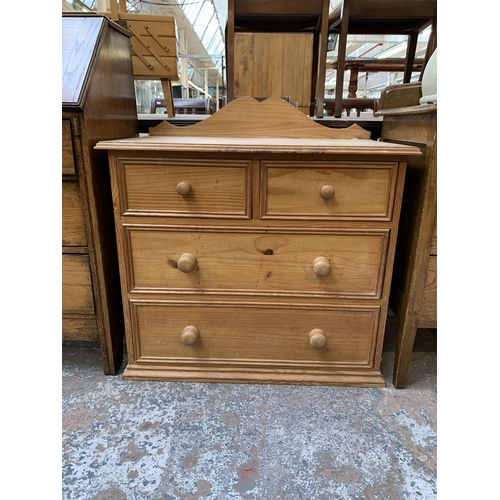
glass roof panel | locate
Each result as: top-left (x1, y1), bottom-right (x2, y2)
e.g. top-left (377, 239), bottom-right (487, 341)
top-left (177, 0), bottom-right (225, 67)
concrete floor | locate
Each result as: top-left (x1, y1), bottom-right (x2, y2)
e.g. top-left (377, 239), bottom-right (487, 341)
top-left (62, 314), bottom-right (437, 500)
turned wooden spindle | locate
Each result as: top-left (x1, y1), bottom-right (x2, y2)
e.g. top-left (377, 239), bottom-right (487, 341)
top-left (309, 328), bottom-right (327, 349)
top-left (319, 184), bottom-right (335, 200)
top-left (313, 256), bottom-right (331, 277)
top-left (177, 253), bottom-right (197, 273)
top-left (181, 325), bottom-right (199, 346)
top-left (176, 180), bottom-right (192, 196)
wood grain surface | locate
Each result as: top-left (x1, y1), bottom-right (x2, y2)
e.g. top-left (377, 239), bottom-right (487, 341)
top-left (97, 92), bottom-right (420, 386)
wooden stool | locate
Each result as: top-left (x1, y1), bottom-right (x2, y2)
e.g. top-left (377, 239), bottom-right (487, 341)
top-left (329, 0), bottom-right (437, 118)
top-left (226, 0), bottom-right (330, 118)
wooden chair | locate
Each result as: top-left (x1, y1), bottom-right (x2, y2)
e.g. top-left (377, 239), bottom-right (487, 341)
top-left (328, 0), bottom-right (437, 117)
top-left (323, 97), bottom-right (379, 117)
top-left (226, 0), bottom-right (330, 118)
top-left (330, 57), bottom-right (425, 99)
top-left (151, 98), bottom-right (212, 115)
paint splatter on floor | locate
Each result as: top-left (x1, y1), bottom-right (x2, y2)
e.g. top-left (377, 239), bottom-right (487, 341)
top-left (62, 338), bottom-right (436, 500)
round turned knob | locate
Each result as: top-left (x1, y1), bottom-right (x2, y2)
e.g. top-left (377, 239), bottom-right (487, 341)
top-left (313, 256), bottom-right (331, 277)
top-left (309, 329), bottom-right (327, 349)
top-left (177, 253), bottom-right (197, 273)
top-left (319, 184), bottom-right (335, 200)
top-left (176, 181), bottom-right (192, 196)
top-left (181, 325), bottom-right (199, 346)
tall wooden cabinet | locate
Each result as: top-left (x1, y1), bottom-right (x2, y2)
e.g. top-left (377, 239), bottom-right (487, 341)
top-left (96, 97), bottom-right (420, 386)
top-left (376, 84), bottom-right (437, 388)
top-left (62, 13), bottom-right (138, 374)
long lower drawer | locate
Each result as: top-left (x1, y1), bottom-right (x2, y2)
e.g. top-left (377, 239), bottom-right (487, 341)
top-left (123, 300), bottom-right (384, 385)
top-left (62, 316), bottom-right (99, 341)
top-left (126, 227), bottom-right (388, 299)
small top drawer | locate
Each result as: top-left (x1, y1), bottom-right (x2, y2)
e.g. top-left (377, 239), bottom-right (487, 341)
top-left (116, 158), bottom-right (251, 218)
top-left (62, 181), bottom-right (87, 247)
top-left (261, 160), bottom-right (399, 221)
top-left (62, 120), bottom-right (76, 176)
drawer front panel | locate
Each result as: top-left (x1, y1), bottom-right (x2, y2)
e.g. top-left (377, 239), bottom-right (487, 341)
top-left (127, 227), bottom-right (388, 298)
top-left (118, 158), bottom-right (251, 217)
top-left (62, 254), bottom-right (95, 314)
top-left (262, 161), bottom-right (398, 220)
top-left (132, 55), bottom-right (178, 79)
top-left (132, 301), bottom-right (379, 366)
top-left (126, 18), bottom-right (178, 78)
top-left (62, 120), bottom-right (76, 176)
top-left (62, 317), bottom-right (99, 341)
top-left (62, 181), bottom-right (87, 247)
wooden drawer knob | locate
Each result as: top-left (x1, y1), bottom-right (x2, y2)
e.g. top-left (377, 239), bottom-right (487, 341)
top-left (177, 253), bottom-right (197, 273)
top-left (313, 256), bottom-right (331, 277)
top-left (176, 180), bottom-right (192, 196)
top-left (309, 329), bottom-right (327, 349)
top-left (319, 184), bottom-right (335, 200)
top-left (181, 325), bottom-right (199, 346)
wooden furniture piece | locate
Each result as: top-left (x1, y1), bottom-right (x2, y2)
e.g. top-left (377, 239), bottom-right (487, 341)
top-left (62, 13), bottom-right (138, 374)
top-left (323, 97), bottom-right (379, 117)
top-left (151, 98), bottom-right (212, 115)
top-left (330, 57), bottom-right (424, 99)
top-left (97, 97), bottom-right (420, 386)
top-left (226, 0), bottom-right (330, 117)
top-left (375, 83), bottom-right (437, 388)
top-left (232, 32), bottom-right (312, 115)
top-left (328, 0), bottom-right (437, 117)
top-left (137, 113), bottom-right (383, 139)
top-left (104, 2), bottom-right (179, 118)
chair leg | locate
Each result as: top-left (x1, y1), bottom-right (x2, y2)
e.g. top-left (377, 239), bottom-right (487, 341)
top-left (226, 0), bottom-right (235, 103)
top-left (404, 32), bottom-right (418, 83)
top-left (314, 0), bottom-right (330, 118)
top-left (161, 79), bottom-right (175, 118)
top-left (420, 21), bottom-right (437, 81)
top-left (334, 0), bottom-right (351, 118)
top-left (310, 31), bottom-right (320, 116)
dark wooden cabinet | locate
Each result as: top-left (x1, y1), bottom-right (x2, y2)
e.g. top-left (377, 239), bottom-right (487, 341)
top-left (62, 13), bottom-right (138, 374)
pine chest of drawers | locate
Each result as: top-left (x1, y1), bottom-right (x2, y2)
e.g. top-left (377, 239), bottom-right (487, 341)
top-left (96, 97), bottom-right (420, 386)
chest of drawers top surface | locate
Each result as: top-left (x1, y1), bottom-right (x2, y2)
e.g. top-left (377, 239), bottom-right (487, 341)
top-left (96, 97), bottom-right (420, 387)
top-left (96, 133), bottom-right (417, 155)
